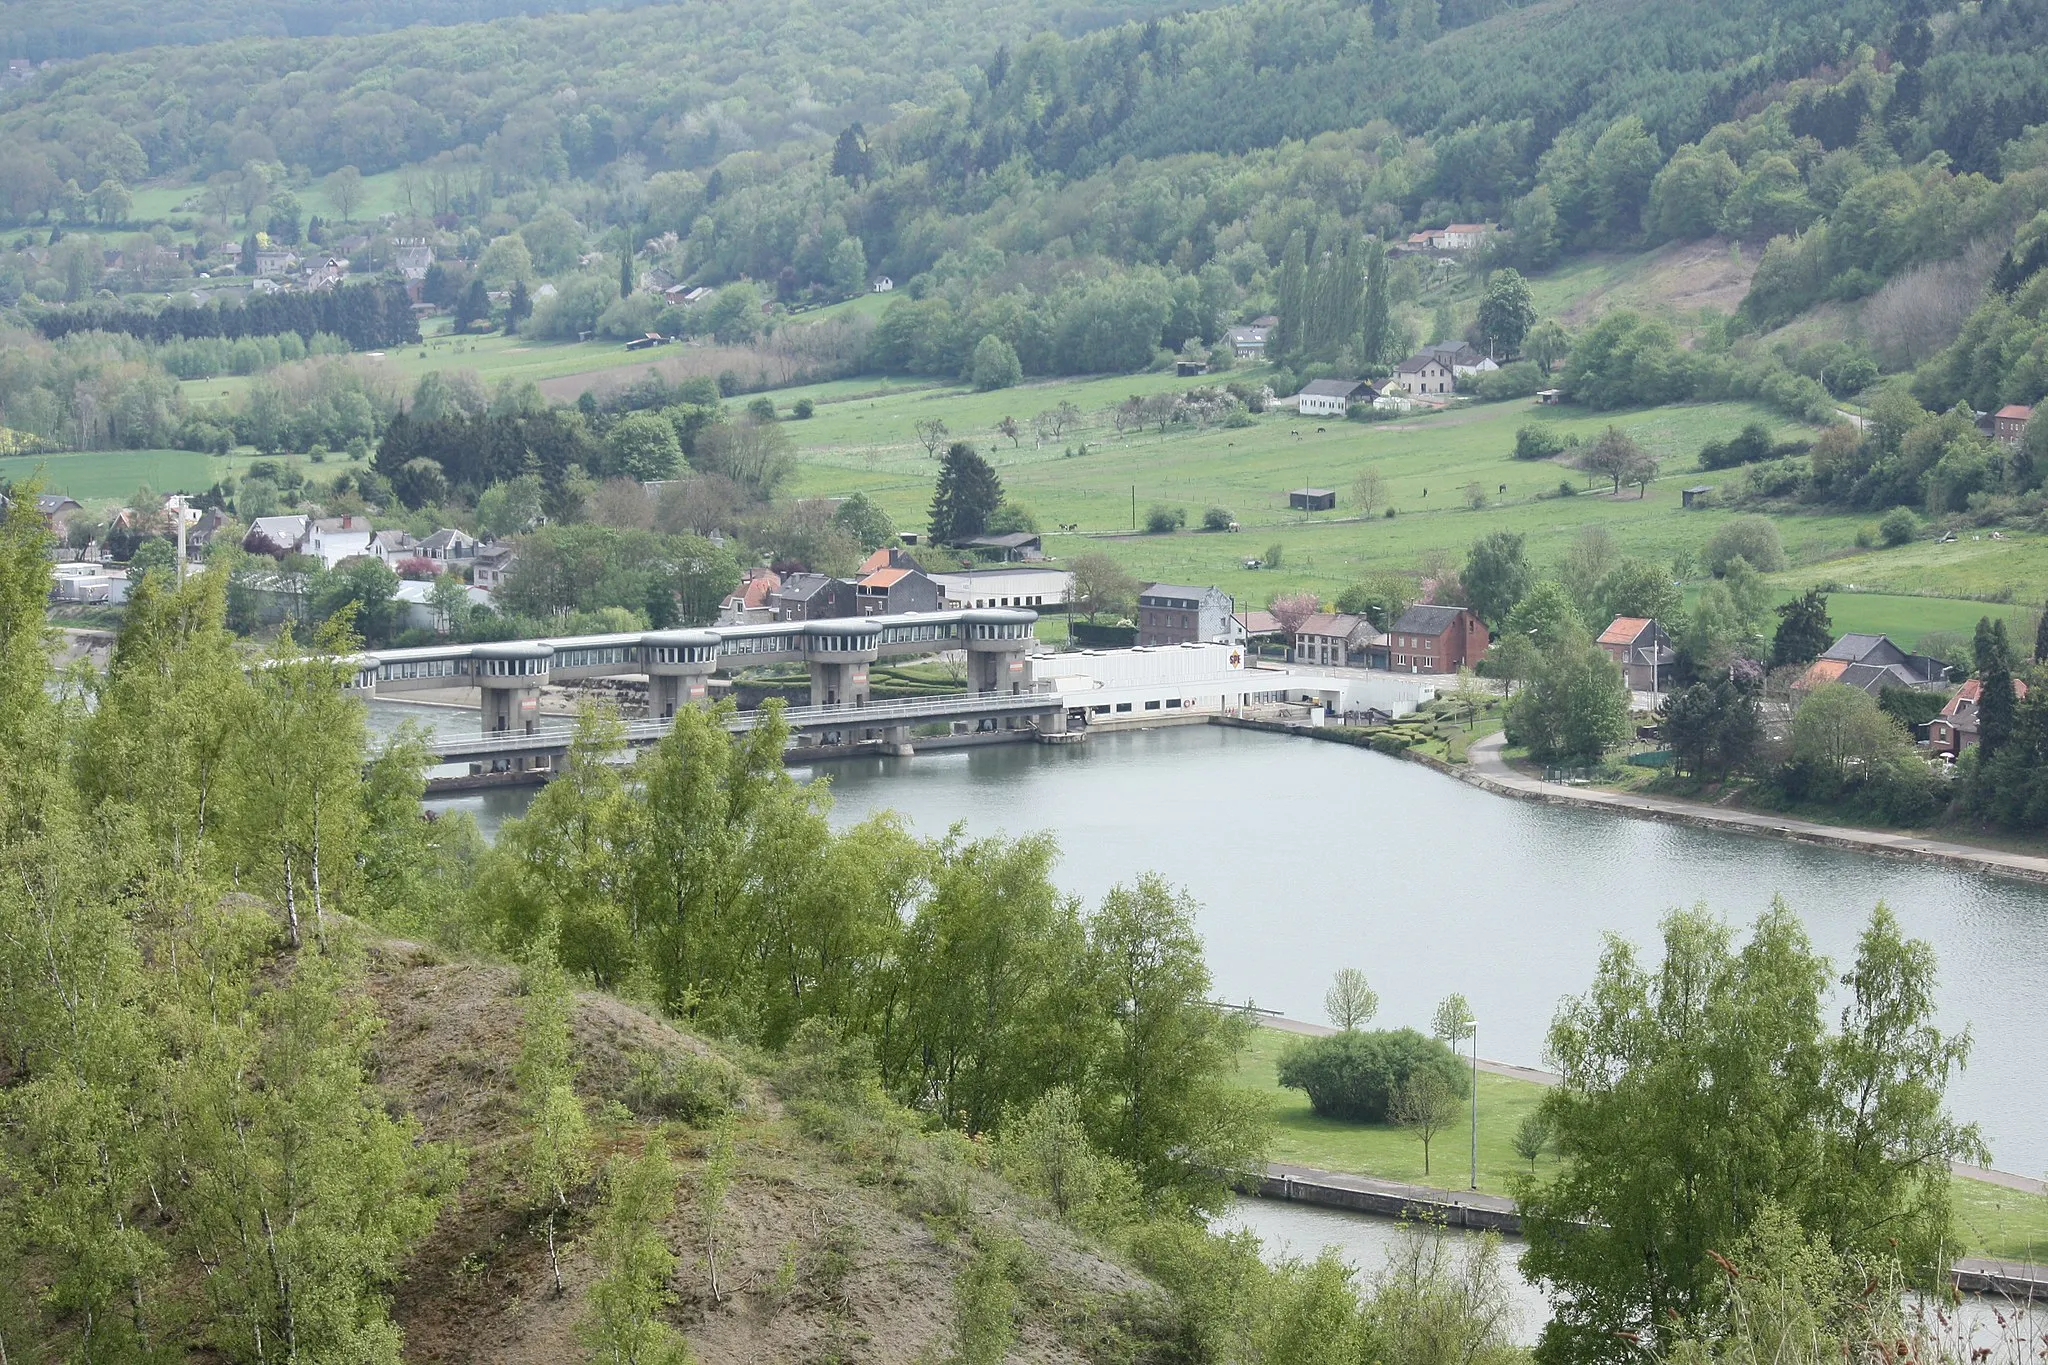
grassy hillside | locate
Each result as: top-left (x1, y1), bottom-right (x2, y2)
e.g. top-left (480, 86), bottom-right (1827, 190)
top-left (361, 935), bottom-right (1159, 1364)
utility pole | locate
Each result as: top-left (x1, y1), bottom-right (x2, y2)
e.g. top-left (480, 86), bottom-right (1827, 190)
top-left (1466, 1015), bottom-right (1480, 1191)
top-left (1130, 485), bottom-right (1136, 530)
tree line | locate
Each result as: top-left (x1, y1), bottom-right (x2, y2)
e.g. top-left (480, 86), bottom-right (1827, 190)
top-left (35, 280), bottom-right (421, 352)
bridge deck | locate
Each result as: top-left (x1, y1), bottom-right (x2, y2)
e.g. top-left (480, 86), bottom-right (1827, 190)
top-left (428, 691), bottom-right (1058, 762)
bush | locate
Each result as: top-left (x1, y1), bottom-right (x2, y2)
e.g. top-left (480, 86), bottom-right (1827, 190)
top-left (1704, 516), bottom-right (1787, 575)
top-left (1878, 506), bottom-right (1918, 547)
top-left (791, 398), bottom-right (814, 419)
top-left (970, 333), bottom-right (1022, 390)
top-left (746, 396), bottom-right (778, 422)
top-left (1557, 480), bottom-right (1578, 497)
top-left (1144, 504), bottom-right (1187, 534)
top-left (1201, 506), bottom-right (1234, 531)
top-left (1472, 361), bottom-right (1543, 400)
top-left (1263, 542), bottom-right (1283, 568)
top-left (1854, 524), bottom-right (1877, 549)
top-left (1513, 424), bottom-right (1567, 460)
top-left (1276, 1029), bottom-right (1468, 1123)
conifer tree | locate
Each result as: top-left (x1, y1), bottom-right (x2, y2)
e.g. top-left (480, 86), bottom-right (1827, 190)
top-left (928, 442), bottom-right (1004, 545)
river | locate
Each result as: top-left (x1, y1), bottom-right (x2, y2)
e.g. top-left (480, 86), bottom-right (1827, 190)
top-left (397, 707), bottom-right (2048, 1174)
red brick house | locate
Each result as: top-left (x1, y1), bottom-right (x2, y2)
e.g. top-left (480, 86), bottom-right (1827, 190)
top-left (1995, 404), bottom-right (2033, 445)
top-left (1385, 605), bottom-right (1489, 674)
top-left (1928, 677), bottom-right (2029, 756)
top-left (1596, 617), bottom-right (1676, 692)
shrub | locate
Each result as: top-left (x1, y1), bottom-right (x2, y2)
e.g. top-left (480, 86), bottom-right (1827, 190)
top-left (1513, 424), bottom-right (1567, 460)
top-left (1201, 506), bottom-right (1234, 531)
top-left (1878, 506), bottom-right (1918, 547)
top-left (791, 398), bottom-right (814, 419)
top-left (1704, 516), bottom-right (1787, 575)
top-left (1854, 524), bottom-right (1877, 549)
top-left (1557, 480), bottom-right (1578, 497)
top-left (1384, 506), bottom-right (1397, 517)
top-left (970, 333), bottom-right (1022, 390)
top-left (746, 396), bottom-right (778, 422)
top-left (1276, 1029), bottom-right (1469, 1123)
top-left (1263, 542), bottom-right (1283, 568)
top-left (1144, 504), bottom-right (1187, 534)
top-left (1473, 361), bottom-right (1543, 400)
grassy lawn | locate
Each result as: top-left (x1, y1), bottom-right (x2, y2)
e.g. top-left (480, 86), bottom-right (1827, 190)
top-left (1780, 590), bottom-right (2039, 651)
top-left (1237, 1026), bottom-right (2048, 1259)
top-left (1232, 1026), bottom-right (1553, 1198)
top-left (1776, 536), bottom-right (2048, 611)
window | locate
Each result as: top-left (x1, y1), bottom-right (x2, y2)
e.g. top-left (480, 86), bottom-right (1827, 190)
top-left (1165, 698), bottom-right (1181, 708)
top-left (1144, 700), bottom-right (1161, 710)
top-left (1115, 702), bottom-right (1132, 713)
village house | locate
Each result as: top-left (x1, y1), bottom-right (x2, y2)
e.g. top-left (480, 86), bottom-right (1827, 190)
top-left (392, 238), bottom-right (434, 281)
top-left (929, 566), bottom-right (1070, 610)
top-left (1796, 633), bottom-right (1951, 695)
top-left (254, 248), bottom-right (298, 278)
top-left (1408, 224), bottom-right (1489, 251)
top-left (857, 546), bottom-right (926, 577)
top-left (854, 566), bottom-right (941, 615)
top-left (242, 514), bottom-right (311, 559)
top-left (871, 276), bottom-right (895, 293)
top-left (1995, 404), bottom-right (2032, 445)
top-left (1385, 604), bottom-right (1489, 674)
top-left (419, 527), bottom-right (479, 566)
top-left (1928, 678), bottom-right (2031, 756)
top-left (1290, 613), bottom-right (1387, 669)
top-left (1391, 352), bottom-right (1456, 396)
top-left (1597, 617), bottom-right (1676, 692)
top-left (471, 543), bottom-right (519, 591)
top-left (1296, 378), bottom-right (1375, 417)
top-left (1226, 324), bottom-right (1270, 360)
top-left (368, 529), bottom-right (419, 564)
top-left (1420, 341), bottom-right (1501, 377)
top-left (1137, 583), bottom-right (1236, 646)
top-left (717, 568), bottom-right (782, 624)
top-left (302, 515), bottom-right (373, 569)
top-left (770, 573), bottom-right (859, 622)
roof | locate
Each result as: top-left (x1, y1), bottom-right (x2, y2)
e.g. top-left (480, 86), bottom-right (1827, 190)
top-left (734, 569), bottom-right (780, 607)
top-left (964, 531), bottom-right (1041, 549)
top-left (1235, 609), bottom-right (1282, 635)
top-left (1445, 223), bottom-right (1487, 233)
top-left (857, 546), bottom-right (925, 576)
top-left (1798, 659), bottom-right (1850, 688)
top-left (1390, 604), bottom-right (1470, 636)
top-left (310, 516), bottom-right (369, 534)
top-left (1598, 617), bottom-right (1655, 647)
top-left (1290, 487), bottom-right (1336, 497)
top-left (774, 573), bottom-right (845, 600)
top-left (36, 494), bottom-right (81, 512)
top-left (1298, 379), bottom-right (1369, 398)
top-left (1141, 583), bottom-right (1222, 602)
top-left (1941, 677), bottom-right (2030, 717)
top-left (1996, 404), bottom-right (2034, 420)
top-left (1395, 353), bottom-right (1448, 373)
top-left (1822, 633), bottom-right (1903, 665)
top-left (1226, 325), bottom-right (1269, 342)
top-left (474, 543), bottom-right (516, 563)
top-left (860, 567), bottom-right (918, 589)
top-left (1297, 613), bottom-right (1381, 642)
top-left (420, 527), bottom-right (475, 550)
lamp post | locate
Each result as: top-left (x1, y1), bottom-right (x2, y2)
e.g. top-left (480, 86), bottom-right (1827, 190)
top-left (1463, 1015), bottom-right (1479, 1191)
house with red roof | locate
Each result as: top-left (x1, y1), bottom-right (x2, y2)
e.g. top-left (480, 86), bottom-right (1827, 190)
top-left (1597, 617), bottom-right (1675, 692)
top-left (1928, 677), bottom-right (2029, 756)
top-left (1995, 404), bottom-right (2033, 445)
top-left (854, 566), bottom-right (940, 615)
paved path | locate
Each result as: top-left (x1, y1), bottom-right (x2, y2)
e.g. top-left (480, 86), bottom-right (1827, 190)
top-left (1461, 733), bottom-right (2048, 885)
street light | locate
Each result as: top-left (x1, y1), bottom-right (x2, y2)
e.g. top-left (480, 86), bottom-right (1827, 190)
top-left (1462, 1015), bottom-right (1479, 1191)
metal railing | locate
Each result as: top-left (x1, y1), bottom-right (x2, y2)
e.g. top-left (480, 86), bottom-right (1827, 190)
top-left (429, 690), bottom-right (1057, 760)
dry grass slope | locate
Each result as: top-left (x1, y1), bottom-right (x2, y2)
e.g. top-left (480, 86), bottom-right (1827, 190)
top-left (361, 940), bottom-right (1158, 1364)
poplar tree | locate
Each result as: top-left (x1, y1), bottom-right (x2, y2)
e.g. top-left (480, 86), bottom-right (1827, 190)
top-left (1359, 238), bottom-right (1391, 368)
top-left (1272, 229), bottom-right (1308, 362)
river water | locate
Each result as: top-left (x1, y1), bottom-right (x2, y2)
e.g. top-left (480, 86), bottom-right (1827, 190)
top-left (396, 706), bottom-right (2048, 1172)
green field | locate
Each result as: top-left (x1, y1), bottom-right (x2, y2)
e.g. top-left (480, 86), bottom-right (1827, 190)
top-left (1, 449), bottom-right (234, 502)
top-left (1237, 1026), bottom-right (2048, 1260)
top-left (1784, 592), bottom-right (2039, 652)
top-left (127, 168), bottom-right (415, 234)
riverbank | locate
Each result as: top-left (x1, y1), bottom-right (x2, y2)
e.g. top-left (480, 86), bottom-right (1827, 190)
top-left (1212, 715), bottom-right (2048, 886)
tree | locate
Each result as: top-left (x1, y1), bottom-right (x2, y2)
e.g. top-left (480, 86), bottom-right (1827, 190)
top-left (1462, 531), bottom-right (1533, 629)
top-left (1704, 516), bottom-right (1787, 574)
top-left (829, 122), bottom-right (873, 185)
top-left (323, 165), bottom-right (363, 221)
top-left (475, 473), bottom-right (547, 538)
top-left (970, 334), bottom-right (1022, 390)
top-left (1769, 588), bottom-right (1833, 669)
top-left (1524, 319), bottom-right (1571, 375)
top-left (478, 233), bottom-right (533, 288)
top-left (88, 176), bottom-right (131, 225)
top-left (1359, 237), bottom-right (1392, 366)
top-left (1324, 968), bottom-right (1378, 1031)
top-left (1593, 557), bottom-right (1678, 625)
top-left (1033, 401), bottom-right (1080, 446)
top-left (928, 442), bottom-right (1003, 545)
top-left (506, 279), bottom-right (532, 335)
top-left (1430, 993), bottom-right (1474, 1046)
top-left (2037, 599), bottom-right (2048, 663)
top-left (127, 536), bottom-right (178, 583)
top-left (608, 412), bottom-right (683, 481)
top-left (1392, 1068), bottom-right (1460, 1175)
top-left (1476, 269), bottom-right (1537, 358)
top-left (1503, 580), bottom-right (1583, 649)
top-left (313, 557), bottom-right (403, 647)
top-left (831, 491), bottom-right (895, 551)
top-left (1351, 467), bottom-right (1385, 517)
top-left (1974, 617), bottom-right (2017, 759)
top-left (1659, 669), bottom-right (1762, 779)
top-left (1277, 1029), bottom-right (1466, 1122)
top-left (1576, 426), bottom-right (1652, 497)
top-left (1505, 626), bottom-right (1631, 764)
top-left (996, 415), bottom-right (1022, 448)
top-left (1069, 552), bottom-right (1138, 620)
top-left (1268, 591), bottom-right (1320, 638)
top-left (1517, 902), bottom-right (1981, 1363)
top-left (452, 276), bottom-right (491, 332)
top-left (914, 417), bottom-right (950, 459)
top-left (1513, 1112), bottom-right (1550, 1172)
top-left (515, 946), bottom-right (592, 1294)
top-left (580, 1139), bottom-right (691, 1365)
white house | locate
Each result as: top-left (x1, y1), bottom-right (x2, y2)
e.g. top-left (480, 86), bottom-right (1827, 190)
top-left (871, 276), bottom-right (894, 293)
top-left (1225, 325), bottom-right (1269, 359)
top-left (929, 566), bottom-right (1072, 610)
top-left (392, 579), bottom-right (495, 633)
top-left (1421, 341), bottom-right (1500, 377)
top-left (1290, 613), bottom-right (1386, 668)
top-left (301, 515), bottom-right (374, 569)
top-left (243, 514), bottom-right (311, 558)
top-left (368, 529), bottom-right (419, 564)
top-left (1392, 353), bottom-right (1456, 396)
top-left (1296, 378), bottom-right (1375, 417)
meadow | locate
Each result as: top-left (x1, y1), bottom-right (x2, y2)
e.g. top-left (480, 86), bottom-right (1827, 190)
top-left (0, 448), bottom-right (233, 500)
